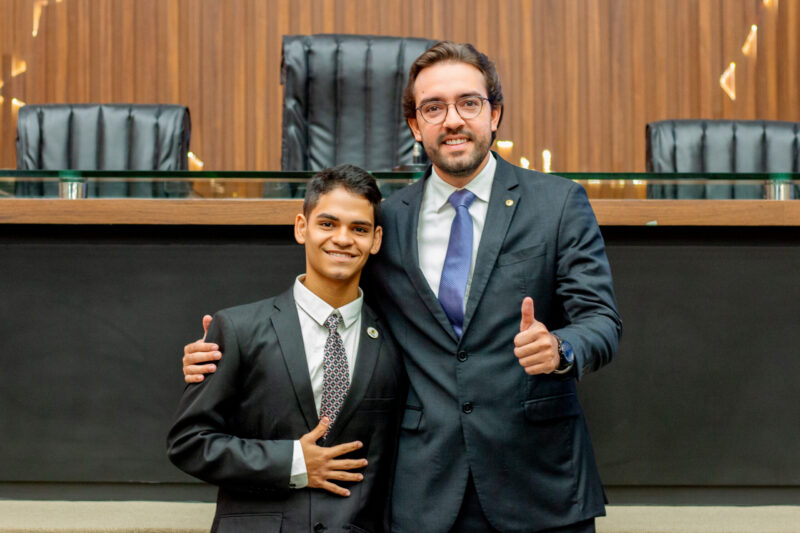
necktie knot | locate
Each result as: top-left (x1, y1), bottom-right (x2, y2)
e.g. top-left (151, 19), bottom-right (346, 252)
top-left (448, 189), bottom-right (476, 210)
top-left (324, 312), bottom-right (342, 333)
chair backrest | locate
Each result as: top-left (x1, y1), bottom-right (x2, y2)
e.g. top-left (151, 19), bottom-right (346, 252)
top-left (281, 34), bottom-right (437, 171)
top-left (16, 104), bottom-right (191, 170)
top-left (646, 119), bottom-right (800, 173)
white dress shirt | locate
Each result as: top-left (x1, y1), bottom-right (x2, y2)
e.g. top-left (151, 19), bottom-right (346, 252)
top-left (417, 153), bottom-right (496, 306)
top-left (289, 275), bottom-right (363, 488)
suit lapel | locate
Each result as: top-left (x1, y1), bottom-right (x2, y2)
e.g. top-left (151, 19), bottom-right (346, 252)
top-left (395, 174), bottom-right (459, 342)
top-left (271, 289), bottom-right (319, 432)
top-left (326, 306), bottom-right (383, 443)
top-left (461, 156), bottom-right (520, 337)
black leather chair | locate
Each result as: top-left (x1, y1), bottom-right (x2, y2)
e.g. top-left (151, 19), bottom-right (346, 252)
top-left (280, 34), bottom-right (437, 172)
top-left (646, 119), bottom-right (800, 199)
top-left (15, 104), bottom-right (191, 197)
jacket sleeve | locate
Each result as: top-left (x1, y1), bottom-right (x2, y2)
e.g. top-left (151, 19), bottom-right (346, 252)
top-left (166, 312), bottom-right (294, 494)
top-left (550, 183), bottom-right (623, 380)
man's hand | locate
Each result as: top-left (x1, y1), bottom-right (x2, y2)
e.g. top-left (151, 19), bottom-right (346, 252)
top-left (300, 418), bottom-right (367, 497)
top-left (182, 315), bottom-right (221, 383)
top-left (513, 297), bottom-right (559, 375)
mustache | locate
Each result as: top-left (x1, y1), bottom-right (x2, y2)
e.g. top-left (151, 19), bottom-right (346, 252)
top-left (437, 129), bottom-right (473, 144)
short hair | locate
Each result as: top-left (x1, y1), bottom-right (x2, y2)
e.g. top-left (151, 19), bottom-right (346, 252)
top-left (402, 41), bottom-right (504, 139)
top-left (303, 164), bottom-right (382, 224)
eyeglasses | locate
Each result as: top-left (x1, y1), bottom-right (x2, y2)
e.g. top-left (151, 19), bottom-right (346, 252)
top-left (415, 96), bottom-right (489, 124)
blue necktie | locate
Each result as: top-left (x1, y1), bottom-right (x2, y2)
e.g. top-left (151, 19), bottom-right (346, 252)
top-left (438, 189), bottom-right (476, 337)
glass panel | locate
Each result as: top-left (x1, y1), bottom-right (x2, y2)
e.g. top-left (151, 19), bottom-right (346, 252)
top-left (0, 171), bottom-right (798, 200)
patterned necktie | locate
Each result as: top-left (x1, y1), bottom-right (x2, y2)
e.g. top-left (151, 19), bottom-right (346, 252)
top-left (438, 189), bottom-right (477, 337)
top-left (319, 312), bottom-right (350, 439)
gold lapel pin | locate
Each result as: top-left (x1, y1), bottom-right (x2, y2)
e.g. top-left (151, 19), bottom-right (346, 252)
top-left (505, 199), bottom-right (514, 206)
top-left (367, 327), bottom-right (379, 339)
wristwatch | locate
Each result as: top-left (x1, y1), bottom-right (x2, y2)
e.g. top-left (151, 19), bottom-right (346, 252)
top-left (552, 335), bottom-right (575, 375)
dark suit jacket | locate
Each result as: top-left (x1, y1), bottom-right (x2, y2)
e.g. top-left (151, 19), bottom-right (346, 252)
top-left (364, 155), bottom-right (622, 533)
top-left (167, 289), bottom-right (405, 533)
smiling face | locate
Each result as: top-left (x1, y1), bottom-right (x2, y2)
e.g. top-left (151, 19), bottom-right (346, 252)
top-left (408, 61), bottom-right (502, 187)
top-left (295, 186), bottom-right (383, 306)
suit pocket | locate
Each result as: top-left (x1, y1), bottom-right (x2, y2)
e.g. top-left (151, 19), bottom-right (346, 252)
top-left (216, 513), bottom-right (282, 533)
top-left (522, 393), bottom-right (581, 423)
top-left (497, 242), bottom-right (547, 266)
top-left (400, 406), bottom-right (423, 431)
top-left (346, 524), bottom-right (372, 533)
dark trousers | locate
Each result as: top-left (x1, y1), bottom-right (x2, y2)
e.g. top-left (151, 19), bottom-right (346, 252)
top-left (449, 472), bottom-right (596, 533)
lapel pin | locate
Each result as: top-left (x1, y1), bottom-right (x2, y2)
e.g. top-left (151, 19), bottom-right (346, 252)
top-left (367, 327), bottom-right (379, 339)
top-left (505, 199), bottom-right (514, 206)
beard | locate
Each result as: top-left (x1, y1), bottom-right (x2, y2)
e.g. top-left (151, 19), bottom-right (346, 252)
top-left (423, 128), bottom-right (491, 179)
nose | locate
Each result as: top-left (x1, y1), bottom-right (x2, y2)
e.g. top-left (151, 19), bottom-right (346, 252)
top-left (331, 225), bottom-right (353, 245)
top-left (442, 103), bottom-right (466, 130)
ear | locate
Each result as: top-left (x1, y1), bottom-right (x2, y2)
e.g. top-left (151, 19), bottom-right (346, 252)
top-left (490, 105), bottom-right (502, 132)
top-left (370, 225), bottom-right (383, 255)
top-left (407, 117), bottom-right (423, 142)
top-left (294, 213), bottom-right (307, 245)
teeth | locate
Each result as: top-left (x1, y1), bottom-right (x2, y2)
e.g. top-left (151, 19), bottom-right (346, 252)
top-left (328, 252), bottom-right (352, 258)
top-left (445, 139), bottom-right (467, 145)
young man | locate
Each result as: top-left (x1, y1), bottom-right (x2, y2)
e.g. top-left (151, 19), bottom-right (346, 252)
top-left (168, 165), bottom-right (404, 533)
top-left (185, 42), bottom-right (621, 533)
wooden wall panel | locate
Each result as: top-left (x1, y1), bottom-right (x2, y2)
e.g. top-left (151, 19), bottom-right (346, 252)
top-left (1, 0), bottom-right (798, 172)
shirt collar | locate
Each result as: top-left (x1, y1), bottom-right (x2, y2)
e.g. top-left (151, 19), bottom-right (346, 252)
top-left (293, 275), bottom-right (363, 329)
top-left (428, 152), bottom-right (496, 211)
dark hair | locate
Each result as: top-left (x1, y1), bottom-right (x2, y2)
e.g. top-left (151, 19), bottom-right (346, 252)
top-left (402, 41), bottom-right (504, 139)
top-left (303, 164), bottom-right (382, 224)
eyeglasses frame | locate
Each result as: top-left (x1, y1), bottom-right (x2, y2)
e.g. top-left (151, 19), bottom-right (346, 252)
top-left (415, 96), bottom-right (491, 125)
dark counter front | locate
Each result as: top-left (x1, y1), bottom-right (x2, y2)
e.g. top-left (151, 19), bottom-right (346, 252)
top-left (1, 206), bottom-right (800, 503)
top-left (586, 225), bottom-right (800, 504)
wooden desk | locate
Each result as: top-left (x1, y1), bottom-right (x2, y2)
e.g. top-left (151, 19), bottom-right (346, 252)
top-left (2, 198), bottom-right (800, 226)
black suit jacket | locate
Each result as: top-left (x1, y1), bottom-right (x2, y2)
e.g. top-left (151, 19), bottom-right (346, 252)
top-left (364, 155), bottom-right (622, 533)
top-left (167, 289), bottom-right (405, 533)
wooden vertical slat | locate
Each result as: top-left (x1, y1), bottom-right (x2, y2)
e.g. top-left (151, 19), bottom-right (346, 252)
top-left (2, 0), bottom-right (800, 171)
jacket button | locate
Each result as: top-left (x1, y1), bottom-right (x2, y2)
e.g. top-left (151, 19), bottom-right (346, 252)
top-left (457, 350), bottom-right (467, 362)
top-left (314, 522), bottom-right (325, 533)
top-left (462, 402), bottom-right (473, 414)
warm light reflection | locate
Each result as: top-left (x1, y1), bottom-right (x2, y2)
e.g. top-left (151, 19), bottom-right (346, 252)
top-left (741, 25), bottom-right (757, 57)
top-left (33, 0), bottom-right (47, 37)
top-left (0, 80), bottom-right (4, 90)
top-left (519, 157), bottom-right (530, 169)
top-left (496, 140), bottom-right (513, 149)
top-left (762, 0), bottom-right (778, 9)
top-left (542, 149), bottom-right (552, 173)
top-left (719, 62), bottom-right (736, 101)
top-left (188, 151), bottom-right (205, 170)
top-left (11, 60), bottom-right (27, 77)
top-left (0, 96), bottom-right (4, 105)
top-left (12, 98), bottom-right (26, 108)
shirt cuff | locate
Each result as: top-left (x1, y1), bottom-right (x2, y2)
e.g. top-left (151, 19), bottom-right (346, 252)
top-left (289, 440), bottom-right (308, 489)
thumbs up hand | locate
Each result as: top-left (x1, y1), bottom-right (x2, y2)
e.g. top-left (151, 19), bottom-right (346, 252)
top-left (513, 297), bottom-right (559, 375)
top-left (183, 314), bottom-right (221, 384)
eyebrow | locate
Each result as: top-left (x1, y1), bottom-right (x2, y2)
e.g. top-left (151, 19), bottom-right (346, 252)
top-left (316, 213), bottom-right (374, 228)
top-left (418, 92), bottom-right (486, 106)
